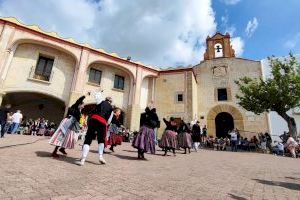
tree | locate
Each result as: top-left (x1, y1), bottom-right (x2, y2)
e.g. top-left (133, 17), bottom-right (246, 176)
top-left (235, 54), bottom-right (300, 138)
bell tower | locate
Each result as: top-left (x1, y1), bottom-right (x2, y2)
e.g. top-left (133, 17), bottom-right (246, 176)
top-left (204, 32), bottom-right (235, 60)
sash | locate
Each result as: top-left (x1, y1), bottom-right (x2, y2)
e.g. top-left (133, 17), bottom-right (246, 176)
top-left (91, 114), bottom-right (108, 146)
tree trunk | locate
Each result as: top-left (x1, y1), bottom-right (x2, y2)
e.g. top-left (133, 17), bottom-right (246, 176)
top-left (277, 111), bottom-right (297, 138)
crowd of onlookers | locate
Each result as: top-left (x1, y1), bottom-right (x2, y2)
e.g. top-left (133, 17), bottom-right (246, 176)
top-left (203, 129), bottom-right (300, 158)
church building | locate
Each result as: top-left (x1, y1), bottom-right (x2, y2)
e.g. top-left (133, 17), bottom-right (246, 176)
top-left (0, 17), bottom-right (269, 138)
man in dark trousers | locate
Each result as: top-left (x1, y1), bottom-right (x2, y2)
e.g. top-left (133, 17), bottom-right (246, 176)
top-left (192, 121), bottom-right (201, 151)
top-left (77, 97), bottom-right (113, 166)
top-left (0, 104), bottom-right (11, 138)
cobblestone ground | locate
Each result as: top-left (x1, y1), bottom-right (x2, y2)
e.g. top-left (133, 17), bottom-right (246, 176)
top-left (0, 135), bottom-right (300, 200)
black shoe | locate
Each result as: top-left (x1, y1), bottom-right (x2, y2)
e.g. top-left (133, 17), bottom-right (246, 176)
top-left (59, 148), bottom-right (67, 155)
top-left (109, 146), bottom-right (114, 152)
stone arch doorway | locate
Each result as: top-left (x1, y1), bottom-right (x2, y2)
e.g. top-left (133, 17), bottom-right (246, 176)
top-left (207, 104), bottom-right (244, 137)
top-left (2, 92), bottom-right (66, 125)
top-left (215, 112), bottom-right (234, 138)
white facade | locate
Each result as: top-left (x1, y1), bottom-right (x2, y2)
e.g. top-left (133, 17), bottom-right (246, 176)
top-left (261, 55), bottom-right (300, 140)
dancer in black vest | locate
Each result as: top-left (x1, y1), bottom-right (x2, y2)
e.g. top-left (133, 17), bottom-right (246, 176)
top-left (77, 97), bottom-right (113, 166)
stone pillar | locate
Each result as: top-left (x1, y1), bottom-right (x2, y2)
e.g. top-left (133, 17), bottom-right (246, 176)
top-left (67, 48), bottom-right (89, 107)
top-left (127, 67), bottom-right (143, 131)
top-left (0, 92), bottom-right (4, 106)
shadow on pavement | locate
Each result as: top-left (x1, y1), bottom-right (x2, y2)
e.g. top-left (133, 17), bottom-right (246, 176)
top-left (35, 151), bottom-right (99, 165)
top-left (112, 154), bottom-right (148, 161)
top-left (0, 138), bottom-right (44, 149)
top-left (227, 193), bottom-right (247, 200)
top-left (253, 179), bottom-right (300, 191)
top-left (285, 177), bottom-right (300, 181)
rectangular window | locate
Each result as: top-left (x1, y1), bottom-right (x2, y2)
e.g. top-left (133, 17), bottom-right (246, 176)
top-left (34, 56), bottom-right (54, 81)
top-left (88, 68), bottom-right (102, 85)
top-left (177, 94), bottom-right (183, 102)
top-left (218, 88), bottom-right (228, 101)
top-left (114, 75), bottom-right (125, 90)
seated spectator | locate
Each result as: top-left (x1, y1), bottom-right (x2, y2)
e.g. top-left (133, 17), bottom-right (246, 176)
top-left (242, 138), bottom-right (250, 151)
top-left (273, 141), bottom-right (284, 156)
top-left (218, 138), bottom-right (226, 151)
top-left (213, 138), bottom-right (219, 150)
top-left (285, 135), bottom-right (299, 158)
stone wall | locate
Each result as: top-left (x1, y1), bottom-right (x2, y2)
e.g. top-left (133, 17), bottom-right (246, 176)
top-left (194, 58), bottom-right (269, 137)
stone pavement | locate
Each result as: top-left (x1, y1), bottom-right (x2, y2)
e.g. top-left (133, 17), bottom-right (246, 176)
top-left (0, 135), bottom-right (300, 200)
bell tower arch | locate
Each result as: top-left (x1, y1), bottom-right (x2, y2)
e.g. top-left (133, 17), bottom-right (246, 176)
top-left (204, 32), bottom-right (235, 60)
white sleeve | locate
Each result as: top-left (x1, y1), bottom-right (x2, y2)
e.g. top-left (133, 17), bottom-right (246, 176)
top-left (94, 91), bottom-right (103, 104)
top-left (107, 111), bottom-right (114, 125)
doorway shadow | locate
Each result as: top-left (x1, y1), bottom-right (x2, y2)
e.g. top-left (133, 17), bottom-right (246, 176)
top-left (253, 179), bottom-right (300, 191)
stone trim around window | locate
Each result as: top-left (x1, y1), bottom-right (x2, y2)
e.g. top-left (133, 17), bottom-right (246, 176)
top-left (175, 92), bottom-right (184, 104)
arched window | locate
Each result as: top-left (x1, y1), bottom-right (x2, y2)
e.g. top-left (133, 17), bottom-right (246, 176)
top-left (214, 43), bottom-right (223, 58)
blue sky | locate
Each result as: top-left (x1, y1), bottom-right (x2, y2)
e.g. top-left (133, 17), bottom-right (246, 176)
top-left (0, 0), bottom-right (299, 67)
top-left (213, 0), bottom-right (300, 60)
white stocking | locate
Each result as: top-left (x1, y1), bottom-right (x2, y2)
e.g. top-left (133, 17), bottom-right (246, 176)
top-left (98, 143), bottom-right (104, 158)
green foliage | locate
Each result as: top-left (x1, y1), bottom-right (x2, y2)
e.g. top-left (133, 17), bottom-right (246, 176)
top-left (235, 53), bottom-right (300, 115)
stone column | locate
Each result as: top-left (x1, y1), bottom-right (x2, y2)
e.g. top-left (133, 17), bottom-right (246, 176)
top-left (0, 92), bottom-right (4, 106)
top-left (68, 48), bottom-right (89, 107)
top-left (127, 67), bottom-right (142, 131)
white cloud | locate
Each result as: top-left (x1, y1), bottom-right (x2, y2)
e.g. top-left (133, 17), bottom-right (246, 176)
top-left (220, 14), bottom-right (236, 35)
top-left (0, 0), bottom-right (217, 67)
top-left (220, 0), bottom-right (241, 5)
top-left (231, 37), bottom-right (244, 57)
top-left (284, 33), bottom-right (300, 49)
top-left (245, 17), bottom-right (258, 37)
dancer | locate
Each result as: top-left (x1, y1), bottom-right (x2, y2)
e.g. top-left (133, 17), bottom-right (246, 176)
top-left (159, 117), bottom-right (178, 156)
top-left (178, 119), bottom-right (193, 154)
top-left (77, 97), bottom-right (113, 166)
top-left (49, 96), bottom-right (85, 158)
top-left (108, 108), bottom-right (123, 152)
top-left (192, 121), bottom-right (201, 152)
top-left (132, 107), bottom-right (159, 159)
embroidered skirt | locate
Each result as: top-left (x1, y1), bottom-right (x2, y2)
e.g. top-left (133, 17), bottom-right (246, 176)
top-left (49, 118), bottom-right (78, 149)
top-left (108, 133), bottom-right (123, 146)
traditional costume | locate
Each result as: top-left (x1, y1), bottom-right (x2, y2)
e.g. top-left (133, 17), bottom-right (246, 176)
top-left (192, 121), bottom-right (201, 151)
top-left (107, 115), bottom-right (123, 152)
top-left (49, 96), bottom-right (85, 157)
top-left (159, 117), bottom-right (178, 156)
top-left (178, 121), bottom-right (193, 154)
top-left (77, 97), bottom-right (113, 166)
top-left (132, 107), bottom-right (159, 159)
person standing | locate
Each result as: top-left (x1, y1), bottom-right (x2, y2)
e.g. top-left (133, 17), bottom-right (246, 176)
top-left (0, 104), bottom-right (11, 138)
top-left (10, 110), bottom-right (23, 134)
top-left (159, 117), bottom-right (178, 156)
top-left (108, 108), bottom-right (123, 152)
top-left (192, 121), bottom-right (201, 151)
top-left (202, 125), bottom-right (208, 143)
top-left (132, 107), bottom-right (159, 159)
top-left (77, 97), bottom-right (113, 166)
top-left (49, 96), bottom-right (85, 158)
top-left (230, 129), bottom-right (238, 152)
top-left (178, 120), bottom-right (193, 154)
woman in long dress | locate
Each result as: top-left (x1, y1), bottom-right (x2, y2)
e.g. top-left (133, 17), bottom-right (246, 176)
top-left (159, 117), bottom-right (178, 156)
top-left (178, 120), bottom-right (193, 154)
top-left (49, 96), bottom-right (85, 158)
top-left (132, 107), bottom-right (159, 159)
top-left (108, 108), bottom-right (123, 152)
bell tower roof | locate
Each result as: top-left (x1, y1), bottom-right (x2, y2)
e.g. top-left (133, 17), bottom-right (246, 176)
top-left (204, 32), bottom-right (235, 60)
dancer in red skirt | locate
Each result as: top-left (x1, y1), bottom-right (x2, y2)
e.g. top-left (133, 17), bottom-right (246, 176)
top-left (108, 108), bottom-right (122, 152)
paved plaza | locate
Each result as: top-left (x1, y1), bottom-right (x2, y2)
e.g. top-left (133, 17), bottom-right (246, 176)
top-left (0, 135), bottom-right (300, 200)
